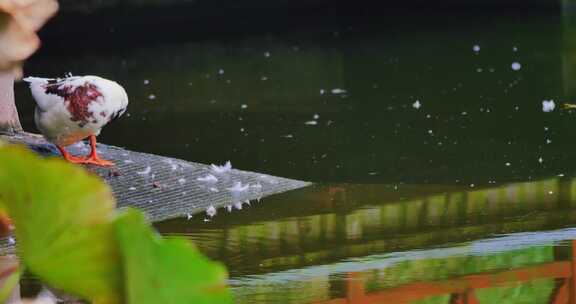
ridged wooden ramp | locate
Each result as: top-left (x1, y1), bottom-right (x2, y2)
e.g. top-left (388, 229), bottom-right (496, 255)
top-left (0, 132), bottom-right (311, 222)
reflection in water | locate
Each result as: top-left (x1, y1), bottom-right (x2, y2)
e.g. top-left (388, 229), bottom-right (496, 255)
top-left (313, 240), bottom-right (576, 304)
top-left (156, 177), bottom-right (576, 303)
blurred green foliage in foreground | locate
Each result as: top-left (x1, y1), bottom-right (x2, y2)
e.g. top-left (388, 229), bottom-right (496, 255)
top-left (0, 142), bottom-right (232, 303)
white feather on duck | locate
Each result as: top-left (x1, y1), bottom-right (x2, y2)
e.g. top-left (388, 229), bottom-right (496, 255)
top-left (23, 75), bottom-right (129, 166)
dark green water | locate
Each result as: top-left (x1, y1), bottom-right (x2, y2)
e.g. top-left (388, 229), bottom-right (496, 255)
top-left (16, 10), bottom-right (576, 303)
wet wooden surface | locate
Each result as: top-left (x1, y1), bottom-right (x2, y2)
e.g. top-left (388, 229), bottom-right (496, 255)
top-left (1, 132), bottom-right (312, 222)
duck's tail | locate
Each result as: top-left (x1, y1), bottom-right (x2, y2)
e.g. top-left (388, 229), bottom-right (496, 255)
top-left (22, 77), bottom-right (52, 85)
top-left (22, 77), bottom-right (58, 110)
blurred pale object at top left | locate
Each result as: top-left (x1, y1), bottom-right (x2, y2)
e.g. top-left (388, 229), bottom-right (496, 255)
top-left (0, 0), bottom-right (58, 78)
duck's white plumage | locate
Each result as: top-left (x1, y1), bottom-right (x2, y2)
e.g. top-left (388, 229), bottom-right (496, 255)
top-left (23, 75), bottom-right (128, 146)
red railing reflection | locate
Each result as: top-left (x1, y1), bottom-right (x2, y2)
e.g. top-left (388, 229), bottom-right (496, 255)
top-left (318, 240), bottom-right (576, 304)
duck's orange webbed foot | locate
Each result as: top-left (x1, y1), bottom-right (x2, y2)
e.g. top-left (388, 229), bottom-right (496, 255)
top-left (81, 155), bottom-right (115, 167)
top-left (57, 136), bottom-right (115, 167)
top-left (56, 145), bottom-right (85, 163)
top-left (82, 135), bottom-right (115, 167)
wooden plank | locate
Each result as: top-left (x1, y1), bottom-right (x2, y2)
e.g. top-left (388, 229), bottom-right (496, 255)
top-left (1, 132), bottom-right (312, 222)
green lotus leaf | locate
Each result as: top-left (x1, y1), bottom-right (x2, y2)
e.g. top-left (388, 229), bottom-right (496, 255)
top-left (114, 208), bottom-right (233, 304)
top-left (0, 144), bottom-right (122, 303)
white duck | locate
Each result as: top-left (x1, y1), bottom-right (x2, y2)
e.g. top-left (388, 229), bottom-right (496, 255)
top-left (23, 75), bottom-right (128, 166)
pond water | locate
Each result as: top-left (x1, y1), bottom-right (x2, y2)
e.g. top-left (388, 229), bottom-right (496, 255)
top-left (15, 9), bottom-right (576, 303)
top-left (157, 181), bottom-right (576, 303)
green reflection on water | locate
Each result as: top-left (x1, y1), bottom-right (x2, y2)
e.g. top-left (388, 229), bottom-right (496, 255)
top-left (154, 176), bottom-right (576, 303)
top-left (158, 178), bottom-right (576, 274)
top-left (231, 245), bottom-right (557, 303)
